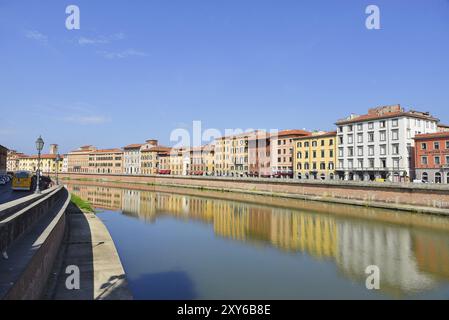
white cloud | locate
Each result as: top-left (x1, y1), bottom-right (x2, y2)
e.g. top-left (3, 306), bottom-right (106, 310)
top-left (77, 32), bottom-right (125, 46)
top-left (99, 49), bottom-right (148, 59)
top-left (63, 115), bottom-right (111, 125)
top-left (25, 30), bottom-right (48, 43)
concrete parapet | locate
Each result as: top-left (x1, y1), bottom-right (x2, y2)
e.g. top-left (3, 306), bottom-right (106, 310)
top-left (0, 186), bottom-right (70, 300)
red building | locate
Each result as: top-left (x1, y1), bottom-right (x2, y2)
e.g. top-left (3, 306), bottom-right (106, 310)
top-left (414, 132), bottom-right (449, 183)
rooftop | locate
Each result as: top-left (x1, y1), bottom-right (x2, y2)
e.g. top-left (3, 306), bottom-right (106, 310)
top-left (336, 104), bottom-right (439, 125)
top-left (414, 132), bottom-right (449, 140)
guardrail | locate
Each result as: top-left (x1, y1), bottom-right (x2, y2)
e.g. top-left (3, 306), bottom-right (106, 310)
top-left (0, 186), bottom-right (71, 300)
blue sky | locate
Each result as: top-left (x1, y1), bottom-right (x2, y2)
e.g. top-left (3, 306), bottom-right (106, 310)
top-left (1, 0), bottom-right (449, 154)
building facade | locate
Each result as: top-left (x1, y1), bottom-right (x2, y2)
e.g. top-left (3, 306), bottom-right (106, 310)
top-left (215, 132), bottom-right (260, 177)
top-left (335, 105), bottom-right (439, 182)
top-left (0, 145), bottom-right (7, 175)
top-left (169, 148), bottom-right (184, 176)
top-left (17, 154), bottom-right (63, 174)
top-left (140, 140), bottom-right (170, 175)
top-left (270, 130), bottom-right (310, 178)
top-left (68, 145), bottom-right (97, 173)
top-left (414, 132), bottom-right (449, 184)
top-left (248, 132), bottom-right (271, 177)
top-left (293, 131), bottom-right (337, 180)
top-left (123, 144), bottom-right (143, 175)
top-left (88, 149), bottom-right (123, 174)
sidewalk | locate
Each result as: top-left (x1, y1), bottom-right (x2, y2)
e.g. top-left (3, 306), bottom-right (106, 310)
top-left (45, 203), bottom-right (132, 300)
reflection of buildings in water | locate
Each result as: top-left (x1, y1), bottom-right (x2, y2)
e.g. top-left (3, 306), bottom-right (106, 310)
top-left (66, 184), bottom-right (123, 211)
top-left (122, 189), bottom-right (141, 215)
top-left (335, 222), bottom-right (436, 294)
top-left (414, 233), bottom-right (449, 280)
top-left (270, 210), bottom-right (338, 259)
top-left (68, 184), bottom-right (449, 295)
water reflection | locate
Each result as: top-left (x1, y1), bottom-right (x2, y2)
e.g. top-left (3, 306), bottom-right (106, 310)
top-left (66, 183), bottom-right (449, 298)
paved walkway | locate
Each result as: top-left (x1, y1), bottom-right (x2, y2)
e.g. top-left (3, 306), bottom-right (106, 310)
top-left (45, 203), bottom-right (132, 300)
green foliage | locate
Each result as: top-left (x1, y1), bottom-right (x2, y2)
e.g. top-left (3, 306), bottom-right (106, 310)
top-left (70, 193), bottom-right (95, 213)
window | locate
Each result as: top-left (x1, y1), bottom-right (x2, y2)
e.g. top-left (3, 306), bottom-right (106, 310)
top-left (348, 134), bottom-right (353, 144)
top-left (348, 147), bottom-right (354, 157)
top-left (368, 146), bottom-right (374, 156)
top-left (357, 133), bottom-right (363, 143)
top-left (348, 125), bottom-right (353, 132)
top-left (338, 126), bottom-right (343, 133)
top-left (446, 156), bottom-right (449, 164)
top-left (329, 150), bottom-right (334, 158)
top-left (368, 122), bottom-right (374, 129)
top-left (422, 172), bottom-right (428, 182)
top-left (434, 142), bottom-right (440, 150)
top-left (358, 159), bottom-right (364, 168)
top-left (435, 172), bottom-right (442, 184)
top-left (392, 119), bottom-right (399, 127)
top-left (312, 141), bottom-right (317, 147)
top-left (338, 148), bottom-right (343, 157)
top-left (392, 144), bottom-right (399, 155)
top-left (368, 132), bottom-right (374, 142)
top-left (297, 152), bottom-right (302, 159)
top-left (313, 151), bottom-right (317, 158)
top-left (392, 129), bottom-right (399, 140)
top-left (357, 147), bottom-right (363, 156)
top-left (304, 142), bottom-right (309, 147)
top-left (393, 158), bottom-right (400, 169)
top-left (368, 158), bottom-right (375, 168)
top-left (380, 121), bottom-right (386, 128)
top-left (435, 156), bottom-right (441, 165)
top-left (421, 143), bottom-right (427, 150)
top-left (321, 150), bottom-right (325, 158)
top-left (380, 145), bottom-right (386, 155)
top-left (421, 156), bottom-right (428, 165)
top-left (339, 136), bottom-right (344, 144)
top-left (357, 124), bottom-right (363, 131)
top-left (321, 140), bottom-right (325, 147)
top-left (380, 131), bottom-right (386, 142)
top-left (329, 139), bottom-right (334, 146)
top-left (348, 159), bottom-right (353, 169)
top-left (446, 141), bottom-right (449, 149)
top-left (297, 142), bottom-right (302, 148)
top-left (380, 159), bottom-right (387, 168)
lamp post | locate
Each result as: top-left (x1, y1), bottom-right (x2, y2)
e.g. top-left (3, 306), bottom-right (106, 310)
top-left (55, 154), bottom-right (61, 185)
top-left (35, 135), bottom-right (44, 194)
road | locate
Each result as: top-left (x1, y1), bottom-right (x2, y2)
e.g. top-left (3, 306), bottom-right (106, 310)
top-left (0, 181), bottom-right (33, 205)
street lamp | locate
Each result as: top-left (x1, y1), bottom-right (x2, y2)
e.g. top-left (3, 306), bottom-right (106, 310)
top-left (55, 154), bottom-right (61, 185)
top-left (35, 135), bottom-right (44, 194)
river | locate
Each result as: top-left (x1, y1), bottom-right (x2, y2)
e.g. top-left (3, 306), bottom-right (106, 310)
top-left (65, 182), bottom-right (449, 300)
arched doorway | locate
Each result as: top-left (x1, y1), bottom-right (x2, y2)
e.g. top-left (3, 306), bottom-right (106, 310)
top-left (422, 172), bottom-right (428, 182)
top-left (435, 172), bottom-right (442, 184)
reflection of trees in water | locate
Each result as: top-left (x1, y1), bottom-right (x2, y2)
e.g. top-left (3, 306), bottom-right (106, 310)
top-left (67, 184), bottom-right (449, 295)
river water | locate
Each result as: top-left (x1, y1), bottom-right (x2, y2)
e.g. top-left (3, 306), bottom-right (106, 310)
top-left (66, 182), bottom-right (449, 300)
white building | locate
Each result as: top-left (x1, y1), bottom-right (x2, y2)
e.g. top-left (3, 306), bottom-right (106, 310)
top-left (335, 105), bottom-right (439, 182)
top-left (123, 144), bottom-right (143, 175)
top-left (62, 155), bottom-right (68, 173)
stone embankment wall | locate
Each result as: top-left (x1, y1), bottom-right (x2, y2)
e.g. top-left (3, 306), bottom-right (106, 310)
top-left (59, 173), bottom-right (449, 215)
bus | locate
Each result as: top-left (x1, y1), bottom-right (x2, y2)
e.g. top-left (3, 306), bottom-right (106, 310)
top-left (12, 171), bottom-right (34, 191)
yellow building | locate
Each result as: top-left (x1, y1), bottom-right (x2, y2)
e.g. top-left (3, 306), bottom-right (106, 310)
top-left (17, 154), bottom-right (64, 174)
top-left (168, 148), bottom-right (184, 175)
top-left (214, 131), bottom-right (260, 177)
top-left (293, 131), bottom-right (337, 180)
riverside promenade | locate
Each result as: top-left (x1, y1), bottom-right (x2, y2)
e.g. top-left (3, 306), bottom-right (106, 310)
top-left (59, 173), bottom-right (449, 216)
top-left (45, 202), bottom-right (132, 300)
